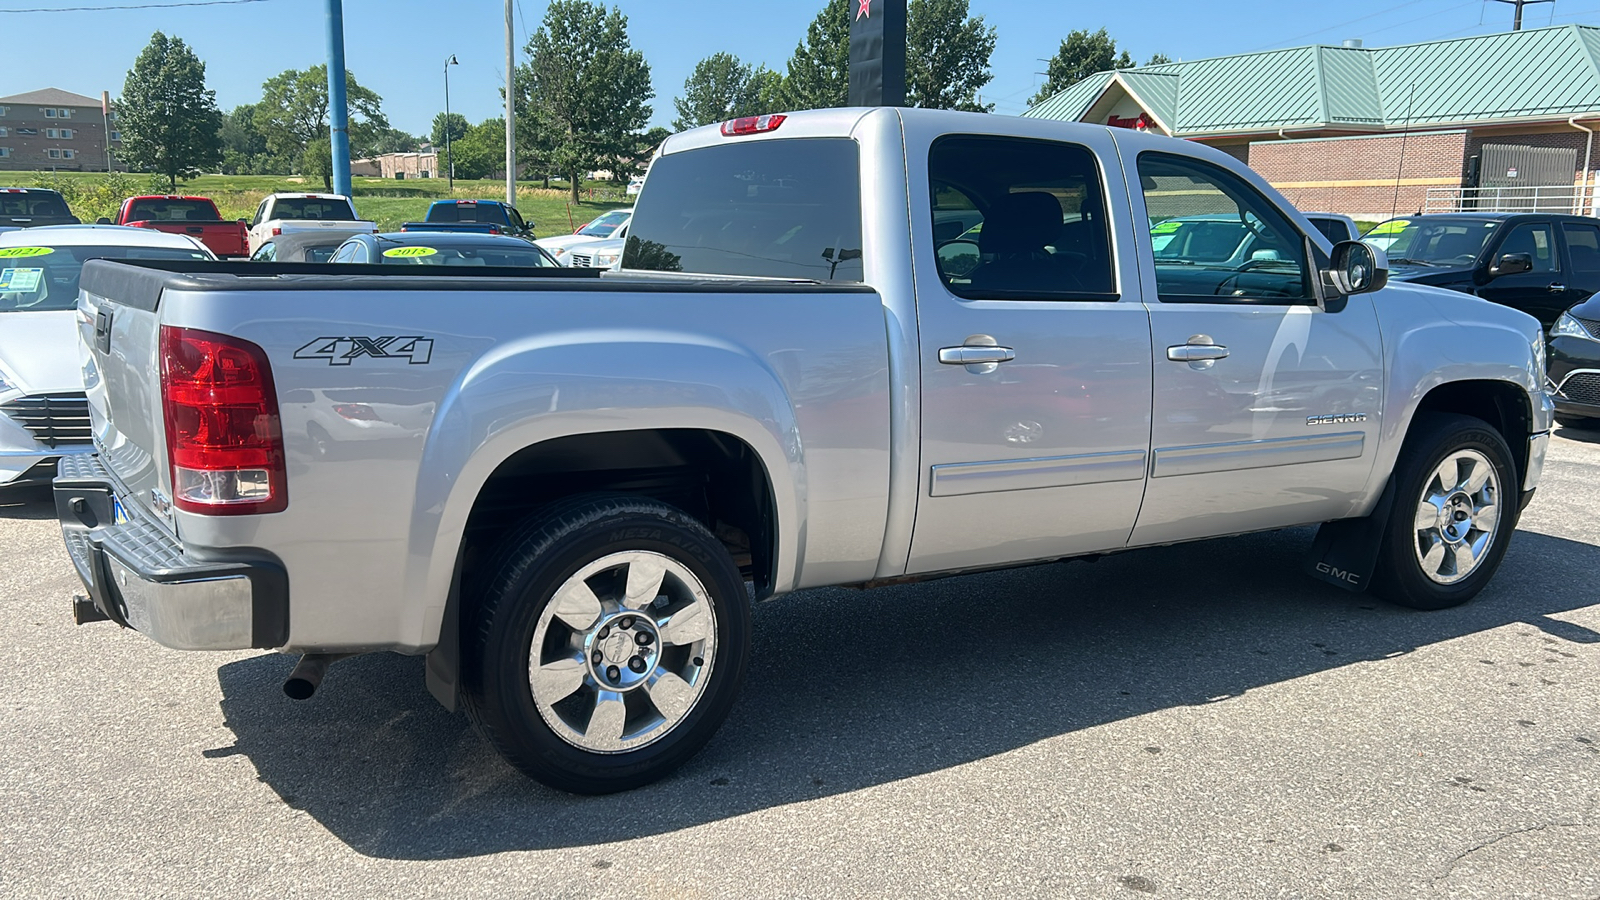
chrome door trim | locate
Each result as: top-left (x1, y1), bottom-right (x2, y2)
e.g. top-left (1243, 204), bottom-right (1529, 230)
top-left (1152, 431), bottom-right (1365, 478)
top-left (929, 449), bottom-right (1148, 497)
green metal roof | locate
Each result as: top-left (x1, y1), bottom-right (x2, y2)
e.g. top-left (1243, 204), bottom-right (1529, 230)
top-left (1024, 24), bottom-right (1600, 135)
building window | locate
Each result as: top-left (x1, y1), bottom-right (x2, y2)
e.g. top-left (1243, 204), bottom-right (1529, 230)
top-left (0, 107), bottom-right (7, 117)
top-left (43, 108), bottom-right (55, 118)
top-left (110, 131), bottom-right (121, 142)
top-left (47, 149), bottom-right (59, 159)
top-left (0, 148), bottom-right (10, 158)
top-left (61, 149), bottom-right (75, 159)
top-left (59, 108), bottom-right (72, 119)
top-left (0, 127), bottom-right (7, 138)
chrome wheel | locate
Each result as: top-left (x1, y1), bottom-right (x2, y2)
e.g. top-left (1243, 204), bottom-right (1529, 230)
top-left (1412, 449), bottom-right (1501, 585)
top-left (528, 550), bottom-right (717, 753)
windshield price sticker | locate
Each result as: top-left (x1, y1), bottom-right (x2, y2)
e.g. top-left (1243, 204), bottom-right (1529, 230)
top-left (0, 267), bottom-right (43, 292)
top-left (0, 246), bottom-right (54, 258)
top-left (1150, 220), bottom-right (1183, 235)
top-left (383, 246), bottom-right (437, 258)
top-left (1368, 220), bottom-right (1409, 235)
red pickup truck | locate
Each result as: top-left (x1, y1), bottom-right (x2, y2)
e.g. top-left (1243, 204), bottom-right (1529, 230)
top-left (105, 195), bottom-right (249, 258)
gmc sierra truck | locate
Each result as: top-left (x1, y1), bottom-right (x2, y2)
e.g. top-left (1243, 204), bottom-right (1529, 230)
top-left (56, 109), bottom-right (1553, 794)
top-left (244, 193), bottom-right (376, 255)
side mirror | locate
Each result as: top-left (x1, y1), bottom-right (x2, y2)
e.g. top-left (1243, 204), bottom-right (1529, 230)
top-left (95, 217), bottom-right (111, 225)
top-left (1327, 240), bottom-right (1388, 296)
top-left (1489, 252), bottom-right (1533, 277)
top-left (937, 239), bottom-right (982, 279)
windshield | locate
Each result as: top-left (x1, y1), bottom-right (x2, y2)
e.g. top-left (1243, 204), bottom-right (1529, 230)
top-left (270, 198), bottom-right (356, 220)
top-left (376, 243), bottom-right (555, 268)
top-left (577, 211), bottom-right (629, 237)
top-left (125, 198), bottom-right (220, 222)
top-left (1364, 218), bottom-right (1498, 265)
top-left (1151, 219), bottom-right (1253, 262)
top-left (0, 191), bottom-right (71, 219)
top-left (0, 244), bottom-right (212, 312)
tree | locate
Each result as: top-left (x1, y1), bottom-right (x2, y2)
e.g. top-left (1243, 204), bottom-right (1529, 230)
top-left (673, 53), bottom-right (783, 130)
top-left (218, 103), bottom-right (276, 174)
top-left (450, 118), bottom-right (505, 180)
top-left (779, 0), bottom-right (850, 110)
top-left (430, 112), bottom-right (469, 147)
top-left (1147, 53), bottom-right (1173, 66)
top-left (369, 126), bottom-right (420, 155)
top-left (906, 0), bottom-right (996, 112)
top-left (254, 65), bottom-right (389, 177)
top-left (1032, 28), bottom-right (1136, 105)
top-left (520, 0), bottom-right (653, 201)
top-left (117, 32), bottom-right (223, 190)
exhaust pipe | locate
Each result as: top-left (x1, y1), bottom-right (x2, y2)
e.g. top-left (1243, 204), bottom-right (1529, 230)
top-left (283, 653), bottom-right (351, 700)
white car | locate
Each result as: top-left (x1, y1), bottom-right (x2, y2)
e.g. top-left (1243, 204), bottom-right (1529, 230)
top-left (0, 225), bottom-right (214, 487)
top-left (563, 235), bottom-right (625, 269)
top-left (246, 193), bottom-right (376, 255)
top-left (535, 209), bottom-right (631, 264)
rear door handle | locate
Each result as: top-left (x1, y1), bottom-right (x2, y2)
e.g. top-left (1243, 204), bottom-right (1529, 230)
top-left (1548, 283), bottom-right (1567, 292)
top-left (938, 346), bottom-right (1016, 366)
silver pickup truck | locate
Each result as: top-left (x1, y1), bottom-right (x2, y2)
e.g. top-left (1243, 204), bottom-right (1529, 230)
top-left (56, 108), bottom-right (1553, 794)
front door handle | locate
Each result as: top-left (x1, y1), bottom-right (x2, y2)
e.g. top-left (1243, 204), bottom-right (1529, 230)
top-left (1548, 283), bottom-right (1567, 293)
top-left (1167, 335), bottom-right (1229, 370)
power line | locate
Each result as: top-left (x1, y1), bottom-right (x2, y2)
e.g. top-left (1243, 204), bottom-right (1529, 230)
top-left (0, 0), bottom-right (271, 11)
top-left (1239, 0), bottom-right (1436, 53)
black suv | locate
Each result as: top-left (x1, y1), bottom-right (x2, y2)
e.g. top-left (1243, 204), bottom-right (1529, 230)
top-left (1367, 213), bottom-right (1600, 330)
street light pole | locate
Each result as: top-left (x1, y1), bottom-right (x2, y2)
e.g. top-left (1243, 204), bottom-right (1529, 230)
top-left (444, 54), bottom-right (458, 192)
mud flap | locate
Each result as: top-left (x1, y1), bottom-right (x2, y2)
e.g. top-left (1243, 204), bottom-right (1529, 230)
top-left (1304, 477), bottom-right (1396, 593)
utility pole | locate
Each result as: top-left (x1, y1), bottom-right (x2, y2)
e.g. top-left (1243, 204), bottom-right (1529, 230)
top-left (505, 0), bottom-right (516, 207)
top-left (444, 54), bottom-right (458, 192)
top-left (325, 0), bottom-right (351, 197)
top-left (1492, 0), bottom-right (1554, 30)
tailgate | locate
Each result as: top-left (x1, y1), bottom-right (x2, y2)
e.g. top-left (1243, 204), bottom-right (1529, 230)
top-left (77, 261), bottom-right (171, 524)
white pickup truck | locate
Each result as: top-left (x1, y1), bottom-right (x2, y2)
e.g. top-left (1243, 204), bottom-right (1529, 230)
top-left (57, 108), bottom-right (1552, 794)
top-left (244, 192), bottom-right (376, 255)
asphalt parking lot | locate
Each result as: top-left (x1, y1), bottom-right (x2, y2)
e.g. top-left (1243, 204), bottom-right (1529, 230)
top-left (1, 428), bottom-right (1596, 899)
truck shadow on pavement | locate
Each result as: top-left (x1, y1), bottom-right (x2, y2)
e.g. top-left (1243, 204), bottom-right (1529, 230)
top-left (212, 525), bottom-right (1600, 859)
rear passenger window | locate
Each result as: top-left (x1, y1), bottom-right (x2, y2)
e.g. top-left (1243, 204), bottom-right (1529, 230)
top-left (1563, 223), bottom-right (1600, 273)
top-left (929, 136), bottom-right (1115, 300)
top-left (622, 139), bottom-right (862, 281)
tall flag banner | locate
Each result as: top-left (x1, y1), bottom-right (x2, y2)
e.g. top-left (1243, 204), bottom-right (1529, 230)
top-left (848, 0), bottom-right (906, 107)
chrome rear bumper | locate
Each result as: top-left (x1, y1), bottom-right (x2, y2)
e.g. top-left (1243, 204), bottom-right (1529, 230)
top-left (55, 454), bottom-right (288, 651)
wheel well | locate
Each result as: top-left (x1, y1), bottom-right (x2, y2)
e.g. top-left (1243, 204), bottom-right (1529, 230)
top-left (461, 429), bottom-right (777, 596)
top-left (1413, 380), bottom-right (1532, 481)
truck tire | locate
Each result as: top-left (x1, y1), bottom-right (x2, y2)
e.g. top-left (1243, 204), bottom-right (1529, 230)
top-left (461, 494), bottom-right (750, 794)
top-left (1371, 413), bottom-right (1518, 610)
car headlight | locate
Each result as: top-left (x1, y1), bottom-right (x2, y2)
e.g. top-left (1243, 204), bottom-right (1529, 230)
top-left (1551, 311), bottom-right (1595, 342)
top-left (550, 246), bottom-right (568, 260)
top-left (593, 251), bottom-right (621, 267)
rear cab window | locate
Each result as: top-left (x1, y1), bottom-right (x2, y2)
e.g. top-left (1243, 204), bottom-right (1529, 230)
top-left (125, 198), bottom-right (221, 221)
top-left (0, 190), bottom-right (70, 218)
top-left (271, 197), bottom-right (356, 220)
top-left (622, 138), bottom-right (863, 282)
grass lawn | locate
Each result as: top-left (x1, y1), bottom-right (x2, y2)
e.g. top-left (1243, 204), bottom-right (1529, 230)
top-left (2, 171), bottom-right (632, 237)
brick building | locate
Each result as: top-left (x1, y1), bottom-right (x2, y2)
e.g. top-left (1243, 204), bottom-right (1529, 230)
top-left (0, 88), bottom-right (121, 173)
top-left (1025, 25), bottom-right (1600, 220)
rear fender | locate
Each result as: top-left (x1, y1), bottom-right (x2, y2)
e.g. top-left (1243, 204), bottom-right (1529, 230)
top-left (401, 328), bottom-right (805, 649)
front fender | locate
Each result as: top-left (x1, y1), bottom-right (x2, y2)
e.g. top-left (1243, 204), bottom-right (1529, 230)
top-left (1369, 283), bottom-right (1545, 500)
top-left (400, 328), bottom-right (806, 649)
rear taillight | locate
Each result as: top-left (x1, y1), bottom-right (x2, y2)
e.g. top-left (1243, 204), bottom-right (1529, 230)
top-left (159, 326), bottom-right (287, 515)
top-left (488, 225), bottom-right (500, 234)
top-left (721, 114), bottom-right (786, 136)
top-left (271, 227), bottom-right (282, 236)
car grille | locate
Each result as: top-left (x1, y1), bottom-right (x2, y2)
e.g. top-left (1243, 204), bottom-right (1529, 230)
top-left (1558, 372), bottom-right (1600, 405)
top-left (1576, 316), bottom-right (1600, 340)
top-left (568, 253), bottom-right (593, 267)
top-left (1, 393), bottom-right (92, 448)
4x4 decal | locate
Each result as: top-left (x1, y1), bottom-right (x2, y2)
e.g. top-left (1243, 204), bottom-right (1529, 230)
top-left (294, 336), bottom-right (434, 366)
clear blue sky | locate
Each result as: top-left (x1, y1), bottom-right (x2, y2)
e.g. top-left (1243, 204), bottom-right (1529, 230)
top-left (0, 0), bottom-right (1593, 137)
